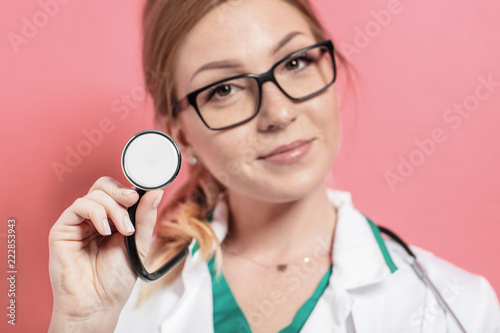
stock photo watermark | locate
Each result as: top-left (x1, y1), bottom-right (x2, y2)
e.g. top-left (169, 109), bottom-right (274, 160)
top-left (52, 69), bottom-right (166, 182)
top-left (6, 218), bottom-right (17, 325)
top-left (385, 74), bottom-right (499, 192)
top-left (212, 132), bottom-right (285, 188)
top-left (406, 277), bottom-right (466, 332)
top-left (7, 0), bottom-right (72, 54)
top-left (51, 119), bottom-right (116, 182)
top-left (339, 0), bottom-right (413, 58)
top-left (232, 236), bottom-right (332, 331)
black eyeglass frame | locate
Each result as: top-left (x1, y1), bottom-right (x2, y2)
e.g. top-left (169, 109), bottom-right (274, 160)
top-left (172, 39), bottom-right (336, 130)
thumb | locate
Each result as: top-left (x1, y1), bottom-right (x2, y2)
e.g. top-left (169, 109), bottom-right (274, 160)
top-left (133, 189), bottom-right (164, 261)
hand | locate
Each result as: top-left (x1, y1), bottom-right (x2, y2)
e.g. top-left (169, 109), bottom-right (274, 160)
top-left (48, 176), bottom-right (163, 330)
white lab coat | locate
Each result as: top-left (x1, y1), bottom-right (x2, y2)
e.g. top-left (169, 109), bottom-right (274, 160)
top-left (115, 188), bottom-right (500, 332)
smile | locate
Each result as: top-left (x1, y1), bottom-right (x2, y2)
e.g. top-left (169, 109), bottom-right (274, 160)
top-left (257, 139), bottom-right (315, 165)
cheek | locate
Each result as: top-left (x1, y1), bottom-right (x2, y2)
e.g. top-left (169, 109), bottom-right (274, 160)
top-left (326, 106), bottom-right (341, 145)
top-left (188, 127), bottom-right (247, 185)
top-left (311, 88), bottom-right (341, 144)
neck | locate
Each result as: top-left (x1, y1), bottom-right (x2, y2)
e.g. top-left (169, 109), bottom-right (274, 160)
top-left (222, 182), bottom-right (337, 263)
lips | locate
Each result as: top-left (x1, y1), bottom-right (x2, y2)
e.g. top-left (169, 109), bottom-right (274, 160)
top-left (258, 139), bottom-right (314, 159)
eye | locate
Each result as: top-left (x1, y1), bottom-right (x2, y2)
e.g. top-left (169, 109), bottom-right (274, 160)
top-left (205, 83), bottom-right (238, 102)
top-left (214, 85), bottom-right (232, 97)
top-left (207, 84), bottom-right (232, 100)
top-left (284, 56), bottom-right (313, 72)
top-left (285, 59), bottom-right (301, 70)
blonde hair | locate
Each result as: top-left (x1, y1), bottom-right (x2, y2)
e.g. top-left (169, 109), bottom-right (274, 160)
top-left (137, 0), bottom-right (354, 306)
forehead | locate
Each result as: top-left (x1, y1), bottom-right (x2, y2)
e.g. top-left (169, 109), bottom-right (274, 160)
top-left (173, 0), bottom-right (315, 88)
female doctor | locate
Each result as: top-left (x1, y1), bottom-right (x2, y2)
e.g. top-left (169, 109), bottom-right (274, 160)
top-left (48, 0), bottom-right (500, 332)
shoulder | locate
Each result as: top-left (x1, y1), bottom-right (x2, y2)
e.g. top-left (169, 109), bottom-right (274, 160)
top-left (385, 239), bottom-right (500, 331)
top-left (115, 274), bottom-right (185, 332)
top-left (115, 244), bottom-right (215, 332)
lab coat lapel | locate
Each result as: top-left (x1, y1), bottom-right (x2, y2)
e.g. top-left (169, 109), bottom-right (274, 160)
top-left (301, 189), bottom-right (395, 332)
top-left (160, 193), bottom-right (230, 332)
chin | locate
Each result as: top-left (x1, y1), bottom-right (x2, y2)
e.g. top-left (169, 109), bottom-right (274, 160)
top-left (250, 166), bottom-right (328, 203)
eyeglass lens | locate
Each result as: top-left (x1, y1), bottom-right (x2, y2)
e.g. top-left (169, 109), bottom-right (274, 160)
top-left (195, 45), bottom-right (334, 129)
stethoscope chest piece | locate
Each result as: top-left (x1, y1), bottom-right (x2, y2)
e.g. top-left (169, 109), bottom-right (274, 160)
top-left (121, 130), bottom-right (182, 190)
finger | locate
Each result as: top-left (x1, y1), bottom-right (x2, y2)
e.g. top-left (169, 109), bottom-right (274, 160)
top-left (86, 190), bottom-right (135, 236)
top-left (133, 190), bottom-right (164, 259)
top-left (88, 176), bottom-right (139, 208)
top-left (57, 197), bottom-right (111, 236)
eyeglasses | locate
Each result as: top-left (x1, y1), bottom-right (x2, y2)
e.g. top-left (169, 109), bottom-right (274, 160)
top-left (173, 40), bottom-right (336, 130)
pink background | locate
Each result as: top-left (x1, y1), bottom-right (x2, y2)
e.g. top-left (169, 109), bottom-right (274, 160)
top-left (1, 0), bottom-right (499, 331)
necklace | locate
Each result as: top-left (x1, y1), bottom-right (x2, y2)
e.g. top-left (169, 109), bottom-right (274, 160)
top-left (222, 246), bottom-right (332, 272)
top-left (221, 203), bottom-right (337, 273)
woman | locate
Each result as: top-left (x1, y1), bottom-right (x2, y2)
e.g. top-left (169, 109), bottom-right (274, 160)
top-left (48, 0), bottom-right (500, 332)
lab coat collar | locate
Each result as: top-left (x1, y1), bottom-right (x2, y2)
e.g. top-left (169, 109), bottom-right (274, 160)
top-left (326, 189), bottom-right (396, 290)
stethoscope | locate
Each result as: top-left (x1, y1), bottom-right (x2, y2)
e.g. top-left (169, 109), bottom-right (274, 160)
top-left (121, 130), bottom-right (188, 282)
top-left (121, 130), bottom-right (467, 333)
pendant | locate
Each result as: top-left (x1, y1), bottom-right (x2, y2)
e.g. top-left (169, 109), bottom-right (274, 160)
top-left (277, 264), bottom-right (287, 272)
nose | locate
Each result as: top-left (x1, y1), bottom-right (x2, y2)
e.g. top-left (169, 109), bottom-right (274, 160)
top-left (256, 81), bottom-right (298, 133)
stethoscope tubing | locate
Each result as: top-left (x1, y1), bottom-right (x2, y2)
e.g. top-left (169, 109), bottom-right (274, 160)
top-left (377, 225), bottom-right (467, 333)
top-left (124, 188), bottom-right (189, 283)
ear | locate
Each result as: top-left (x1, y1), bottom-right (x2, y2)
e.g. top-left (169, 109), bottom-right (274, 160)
top-left (162, 114), bottom-right (192, 156)
top-left (158, 114), bottom-right (173, 137)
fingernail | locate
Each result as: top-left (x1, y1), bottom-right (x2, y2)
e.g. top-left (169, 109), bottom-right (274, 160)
top-left (102, 219), bottom-right (112, 235)
top-left (122, 189), bottom-right (136, 196)
top-left (153, 191), bottom-right (164, 209)
top-left (123, 215), bottom-right (135, 233)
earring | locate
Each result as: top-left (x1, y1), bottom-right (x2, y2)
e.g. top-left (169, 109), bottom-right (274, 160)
top-left (189, 155), bottom-right (198, 166)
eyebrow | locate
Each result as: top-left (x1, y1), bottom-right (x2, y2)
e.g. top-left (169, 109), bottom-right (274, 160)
top-left (190, 59), bottom-right (242, 82)
top-left (190, 31), bottom-right (304, 82)
top-left (272, 31), bottom-right (303, 55)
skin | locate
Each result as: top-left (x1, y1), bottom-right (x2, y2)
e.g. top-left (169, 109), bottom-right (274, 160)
top-left (48, 178), bottom-right (163, 332)
top-left (169, 0), bottom-right (341, 262)
top-left (48, 0), bottom-right (342, 332)
top-left (166, 1), bottom-right (342, 330)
